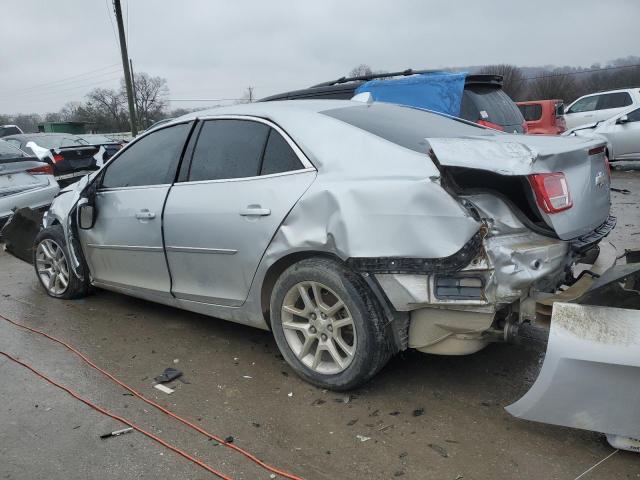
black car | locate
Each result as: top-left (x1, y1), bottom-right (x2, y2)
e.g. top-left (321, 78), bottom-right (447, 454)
top-left (77, 134), bottom-right (124, 161)
top-left (3, 133), bottom-right (103, 186)
top-left (261, 69), bottom-right (527, 133)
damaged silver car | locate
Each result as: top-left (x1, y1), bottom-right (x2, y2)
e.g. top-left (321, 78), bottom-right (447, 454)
top-left (11, 101), bottom-right (640, 435)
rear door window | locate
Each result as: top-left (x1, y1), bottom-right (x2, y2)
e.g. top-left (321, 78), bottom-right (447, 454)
top-left (567, 95), bottom-right (599, 113)
top-left (102, 123), bottom-right (190, 188)
top-left (188, 119), bottom-right (269, 181)
top-left (596, 92), bottom-right (632, 110)
top-left (260, 129), bottom-right (304, 175)
top-left (518, 104), bottom-right (542, 121)
top-left (625, 108), bottom-right (640, 122)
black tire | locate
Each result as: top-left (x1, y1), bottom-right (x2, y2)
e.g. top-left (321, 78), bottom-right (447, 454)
top-left (270, 257), bottom-right (392, 390)
top-left (33, 225), bottom-right (89, 300)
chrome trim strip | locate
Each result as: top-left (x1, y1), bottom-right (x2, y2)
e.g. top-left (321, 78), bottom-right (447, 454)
top-left (87, 244), bottom-right (163, 252)
top-left (165, 246), bottom-right (237, 255)
top-left (173, 167), bottom-right (315, 186)
top-left (98, 184), bottom-right (171, 193)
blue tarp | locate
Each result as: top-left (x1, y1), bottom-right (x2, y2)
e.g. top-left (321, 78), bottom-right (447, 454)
top-left (354, 72), bottom-right (467, 117)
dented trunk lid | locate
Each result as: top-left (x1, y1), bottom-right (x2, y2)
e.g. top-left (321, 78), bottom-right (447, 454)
top-left (428, 134), bottom-right (611, 240)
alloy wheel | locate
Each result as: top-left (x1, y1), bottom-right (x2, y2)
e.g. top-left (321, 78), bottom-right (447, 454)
top-left (281, 281), bottom-right (357, 374)
top-left (35, 239), bottom-right (70, 296)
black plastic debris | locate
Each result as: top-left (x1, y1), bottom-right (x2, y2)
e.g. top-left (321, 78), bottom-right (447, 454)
top-left (225, 436), bottom-right (234, 443)
top-left (412, 408), bottom-right (425, 417)
top-left (154, 367), bottom-right (183, 384)
top-left (1, 207), bottom-right (44, 264)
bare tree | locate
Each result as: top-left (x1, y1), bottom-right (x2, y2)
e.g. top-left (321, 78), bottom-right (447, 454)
top-left (59, 102), bottom-right (84, 121)
top-left (528, 72), bottom-right (578, 102)
top-left (127, 72), bottom-right (169, 129)
top-left (86, 87), bottom-right (128, 131)
top-left (478, 64), bottom-right (526, 100)
top-left (349, 64), bottom-right (374, 77)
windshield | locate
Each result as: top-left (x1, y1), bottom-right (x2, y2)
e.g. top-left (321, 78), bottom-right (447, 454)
top-left (0, 140), bottom-right (27, 159)
top-left (322, 102), bottom-right (492, 154)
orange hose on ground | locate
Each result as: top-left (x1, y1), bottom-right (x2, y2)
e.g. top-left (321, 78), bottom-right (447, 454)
top-left (0, 351), bottom-right (234, 480)
top-left (0, 313), bottom-right (304, 480)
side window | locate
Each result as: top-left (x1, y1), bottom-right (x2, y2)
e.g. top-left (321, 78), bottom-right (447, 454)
top-left (625, 108), bottom-right (640, 123)
top-left (102, 123), bottom-right (189, 188)
top-left (597, 92), bottom-right (632, 110)
top-left (260, 129), bottom-right (304, 175)
top-left (567, 95), bottom-right (599, 114)
top-left (188, 120), bottom-right (269, 181)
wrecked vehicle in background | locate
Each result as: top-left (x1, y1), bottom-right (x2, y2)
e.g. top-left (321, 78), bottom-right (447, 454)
top-left (0, 139), bottom-right (58, 230)
top-left (3, 100), bottom-right (639, 450)
top-left (3, 133), bottom-right (105, 187)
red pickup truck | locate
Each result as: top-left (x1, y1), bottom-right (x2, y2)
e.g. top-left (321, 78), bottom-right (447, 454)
top-left (517, 99), bottom-right (566, 135)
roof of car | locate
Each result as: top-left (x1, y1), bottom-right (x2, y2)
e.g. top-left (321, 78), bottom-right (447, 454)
top-left (176, 99), bottom-right (359, 122)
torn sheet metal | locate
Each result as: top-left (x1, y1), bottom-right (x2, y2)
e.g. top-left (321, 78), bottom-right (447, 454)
top-left (506, 302), bottom-right (640, 439)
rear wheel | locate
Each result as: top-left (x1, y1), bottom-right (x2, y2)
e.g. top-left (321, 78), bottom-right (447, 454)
top-left (34, 225), bottom-right (88, 299)
top-left (270, 258), bottom-right (392, 390)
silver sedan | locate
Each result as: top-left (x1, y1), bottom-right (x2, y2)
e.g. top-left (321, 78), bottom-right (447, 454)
top-left (32, 99), bottom-right (613, 390)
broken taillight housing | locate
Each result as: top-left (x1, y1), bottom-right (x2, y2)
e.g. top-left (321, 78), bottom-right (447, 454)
top-left (528, 173), bottom-right (572, 214)
top-left (52, 153), bottom-right (64, 163)
top-left (28, 164), bottom-right (54, 175)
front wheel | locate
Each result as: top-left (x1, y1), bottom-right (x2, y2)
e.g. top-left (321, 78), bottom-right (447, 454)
top-left (270, 258), bottom-right (392, 390)
top-left (33, 225), bottom-right (88, 299)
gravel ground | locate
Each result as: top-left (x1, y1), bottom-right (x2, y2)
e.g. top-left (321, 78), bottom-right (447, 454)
top-left (1, 168), bottom-right (639, 479)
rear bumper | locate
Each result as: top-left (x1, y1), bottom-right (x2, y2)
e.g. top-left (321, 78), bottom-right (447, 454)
top-left (0, 180), bottom-right (58, 222)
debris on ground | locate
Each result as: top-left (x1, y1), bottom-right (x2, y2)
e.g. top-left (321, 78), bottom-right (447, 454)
top-left (428, 443), bottom-right (449, 458)
top-left (412, 408), bottom-right (425, 417)
top-left (154, 367), bottom-right (183, 384)
top-left (347, 418), bottom-right (358, 426)
top-left (356, 435), bottom-right (371, 442)
top-left (153, 384), bottom-right (174, 395)
top-left (389, 411), bottom-right (401, 416)
top-left (100, 427), bottom-right (133, 439)
top-left (311, 399), bottom-right (326, 406)
top-left (224, 436), bottom-right (234, 443)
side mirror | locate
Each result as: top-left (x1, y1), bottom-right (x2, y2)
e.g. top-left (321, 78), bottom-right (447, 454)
top-left (617, 114), bottom-right (629, 124)
top-left (78, 203), bottom-right (95, 229)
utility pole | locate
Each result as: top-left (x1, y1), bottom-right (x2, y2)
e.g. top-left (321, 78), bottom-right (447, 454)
top-left (247, 86), bottom-right (254, 103)
top-left (129, 58), bottom-right (138, 128)
top-left (113, 0), bottom-right (137, 136)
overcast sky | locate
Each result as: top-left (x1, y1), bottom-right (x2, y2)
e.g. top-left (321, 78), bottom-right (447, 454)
top-left (1, 0), bottom-right (639, 114)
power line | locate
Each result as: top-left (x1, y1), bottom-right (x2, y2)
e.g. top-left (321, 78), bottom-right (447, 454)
top-left (12, 76), bottom-right (123, 104)
top-left (0, 64), bottom-right (120, 98)
top-left (519, 63), bottom-right (640, 83)
top-left (104, 0), bottom-right (119, 48)
top-left (167, 98), bottom-right (244, 102)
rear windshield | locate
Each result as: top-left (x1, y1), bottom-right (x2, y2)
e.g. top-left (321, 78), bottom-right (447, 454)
top-left (460, 86), bottom-right (524, 128)
top-left (26, 136), bottom-right (87, 149)
top-left (0, 126), bottom-right (21, 137)
top-left (518, 104), bottom-right (543, 121)
top-left (0, 140), bottom-right (27, 159)
top-left (322, 103), bottom-right (491, 154)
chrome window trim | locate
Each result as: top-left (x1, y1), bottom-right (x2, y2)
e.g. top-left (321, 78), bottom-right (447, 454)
top-left (173, 166), bottom-right (315, 186)
top-left (190, 114), bottom-right (316, 170)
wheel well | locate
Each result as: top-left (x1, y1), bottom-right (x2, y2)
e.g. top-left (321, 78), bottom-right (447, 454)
top-left (260, 251), bottom-right (344, 327)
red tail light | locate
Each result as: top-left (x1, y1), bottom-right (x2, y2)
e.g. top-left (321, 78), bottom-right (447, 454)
top-left (476, 119), bottom-right (504, 131)
top-left (52, 153), bottom-right (64, 163)
top-left (528, 173), bottom-right (573, 214)
top-left (28, 164), bottom-right (54, 175)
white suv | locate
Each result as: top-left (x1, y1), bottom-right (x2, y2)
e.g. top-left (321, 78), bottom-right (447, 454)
top-left (564, 88), bottom-right (640, 130)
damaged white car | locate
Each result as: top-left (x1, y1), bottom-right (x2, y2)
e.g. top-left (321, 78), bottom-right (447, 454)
top-left (4, 100), bottom-right (639, 446)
